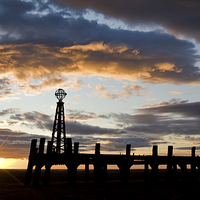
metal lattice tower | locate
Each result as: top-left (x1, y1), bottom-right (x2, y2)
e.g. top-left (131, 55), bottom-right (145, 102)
top-left (51, 89), bottom-right (67, 154)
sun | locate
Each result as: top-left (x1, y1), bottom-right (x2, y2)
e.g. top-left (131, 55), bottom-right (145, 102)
top-left (0, 158), bottom-right (16, 169)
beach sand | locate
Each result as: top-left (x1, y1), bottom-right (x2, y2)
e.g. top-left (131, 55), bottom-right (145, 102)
top-left (0, 169), bottom-right (199, 200)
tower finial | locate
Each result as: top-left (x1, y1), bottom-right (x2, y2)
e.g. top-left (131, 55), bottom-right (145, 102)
top-left (55, 88), bottom-right (67, 101)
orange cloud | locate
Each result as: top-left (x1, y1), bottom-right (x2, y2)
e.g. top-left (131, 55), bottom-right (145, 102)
top-left (169, 91), bottom-right (185, 95)
top-left (94, 83), bottom-right (148, 99)
top-left (154, 63), bottom-right (182, 73)
top-left (0, 42), bottom-right (199, 88)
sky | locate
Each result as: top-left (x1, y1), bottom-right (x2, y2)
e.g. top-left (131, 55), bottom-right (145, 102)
top-left (0, 0), bottom-right (200, 169)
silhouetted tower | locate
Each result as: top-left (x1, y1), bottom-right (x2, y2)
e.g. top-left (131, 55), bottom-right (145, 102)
top-left (51, 89), bottom-right (67, 154)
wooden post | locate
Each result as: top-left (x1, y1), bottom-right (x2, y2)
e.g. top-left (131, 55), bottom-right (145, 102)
top-left (24, 139), bottom-right (37, 186)
top-left (191, 146), bottom-right (197, 182)
top-left (167, 146), bottom-right (173, 182)
top-left (94, 143), bottom-right (101, 185)
top-left (44, 141), bottom-right (52, 186)
top-left (95, 143), bottom-right (100, 155)
top-left (74, 142), bottom-right (79, 154)
top-left (126, 144), bottom-right (131, 156)
top-left (118, 145), bottom-right (131, 185)
top-left (66, 138), bottom-right (72, 154)
top-left (153, 145), bottom-right (158, 157)
top-left (151, 145), bottom-right (158, 183)
top-left (173, 163), bottom-right (178, 181)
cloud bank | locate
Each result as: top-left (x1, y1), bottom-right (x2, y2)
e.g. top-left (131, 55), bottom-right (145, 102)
top-left (56, 0), bottom-right (200, 42)
top-left (0, 0), bottom-right (199, 92)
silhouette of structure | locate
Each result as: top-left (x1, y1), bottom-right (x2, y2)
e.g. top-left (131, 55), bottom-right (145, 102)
top-left (25, 89), bottom-right (200, 187)
top-left (51, 89), bottom-right (67, 154)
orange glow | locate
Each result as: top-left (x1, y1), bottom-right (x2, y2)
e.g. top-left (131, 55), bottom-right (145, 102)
top-left (0, 158), bottom-right (28, 169)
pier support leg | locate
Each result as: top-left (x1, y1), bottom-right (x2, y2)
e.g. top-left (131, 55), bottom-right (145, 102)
top-left (85, 162), bottom-right (89, 185)
top-left (24, 162), bottom-right (34, 187)
top-left (33, 138), bottom-right (45, 187)
top-left (24, 139), bottom-right (37, 186)
top-left (94, 164), bottom-right (107, 185)
top-left (94, 143), bottom-right (107, 185)
top-left (167, 146), bottom-right (173, 182)
top-left (191, 147), bottom-right (197, 182)
top-left (145, 162), bottom-right (149, 183)
top-left (44, 165), bottom-right (51, 186)
top-left (120, 167), bottom-right (130, 184)
top-left (33, 165), bottom-right (42, 187)
top-left (180, 164), bottom-right (187, 182)
top-left (173, 164), bottom-right (178, 181)
top-left (102, 164), bottom-right (107, 185)
top-left (68, 165), bottom-right (78, 186)
top-left (151, 145), bottom-right (158, 183)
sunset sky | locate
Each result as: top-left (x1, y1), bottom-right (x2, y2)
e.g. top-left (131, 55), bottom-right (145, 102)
top-left (1, 0), bottom-right (200, 169)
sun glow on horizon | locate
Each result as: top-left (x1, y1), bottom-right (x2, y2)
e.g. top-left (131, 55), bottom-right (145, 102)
top-left (0, 158), bottom-right (28, 169)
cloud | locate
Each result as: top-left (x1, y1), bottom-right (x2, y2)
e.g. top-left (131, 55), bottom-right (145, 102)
top-left (0, 0), bottom-right (199, 86)
top-left (7, 100), bottom-right (200, 138)
top-left (122, 83), bottom-right (148, 97)
top-left (140, 100), bottom-right (200, 118)
top-left (1, 39), bottom-right (199, 86)
top-left (93, 82), bottom-right (148, 99)
top-left (66, 109), bottom-right (98, 121)
top-left (0, 108), bottom-right (18, 116)
top-left (69, 78), bottom-right (84, 90)
top-left (7, 110), bottom-right (118, 136)
top-left (0, 78), bottom-right (19, 99)
top-left (109, 100), bottom-right (200, 136)
top-left (94, 84), bottom-right (122, 99)
top-left (3, 99), bottom-right (200, 158)
top-left (0, 128), bottom-right (50, 159)
top-left (140, 98), bottom-right (189, 108)
top-left (169, 91), bottom-right (185, 95)
top-left (175, 146), bottom-right (200, 150)
top-left (96, 137), bottom-right (152, 152)
top-left (73, 94), bottom-right (81, 99)
top-left (56, 0), bottom-right (200, 42)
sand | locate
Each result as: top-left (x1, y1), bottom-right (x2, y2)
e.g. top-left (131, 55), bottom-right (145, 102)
top-left (0, 169), bottom-right (199, 200)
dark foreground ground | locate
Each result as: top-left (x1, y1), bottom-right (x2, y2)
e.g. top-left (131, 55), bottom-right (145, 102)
top-left (0, 169), bottom-right (200, 200)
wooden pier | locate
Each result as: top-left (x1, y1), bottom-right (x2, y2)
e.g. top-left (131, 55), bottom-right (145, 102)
top-left (24, 137), bottom-right (200, 187)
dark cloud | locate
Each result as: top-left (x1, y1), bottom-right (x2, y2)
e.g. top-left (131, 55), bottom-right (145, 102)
top-left (0, 78), bottom-right (17, 98)
top-left (0, 0), bottom-right (82, 46)
top-left (56, 0), bottom-right (200, 41)
top-left (0, 128), bottom-right (50, 158)
top-left (71, 135), bottom-right (153, 152)
top-left (108, 100), bottom-right (200, 135)
top-left (140, 101), bottom-right (200, 118)
top-left (0, 0), bottom-right (199, 85)
top-left (10, 111), bottom-right (53, 130)
top-left (101, 137), bottom-right (151, 152)
top-left (0, 108), bottom-right (17, 116)
top-left (125, 119), bottom-right (200, 135)
top-left (9, 110), bottom-right (118, 135)
top-left (66, 109), bottom-right (98, 120)
top-left (9, 100), bottom-right (200, 137)
top-left (67, 120), bottom-right (118, 135)
top-left (5, 99), bottom-right (200, 158)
